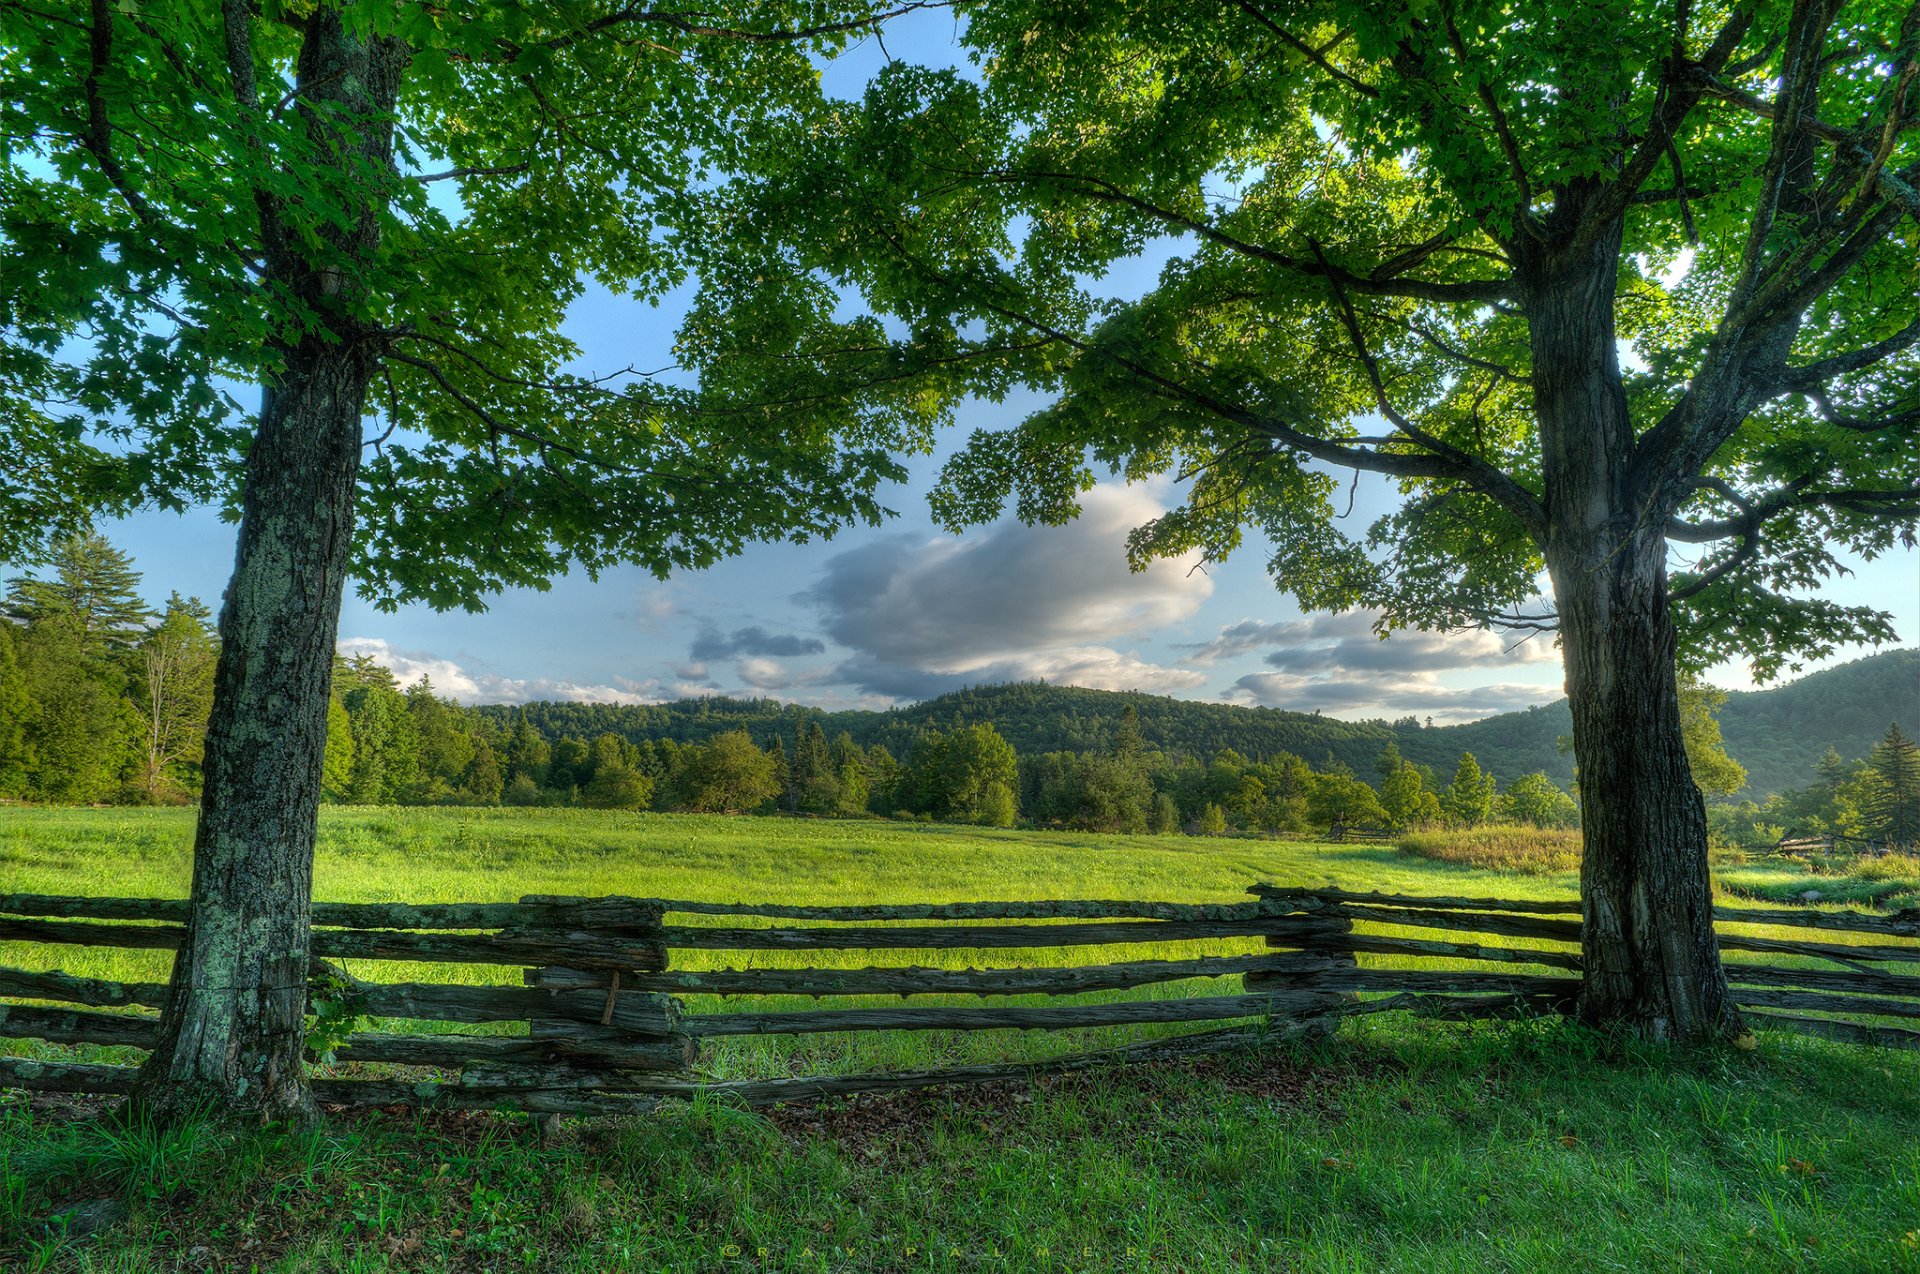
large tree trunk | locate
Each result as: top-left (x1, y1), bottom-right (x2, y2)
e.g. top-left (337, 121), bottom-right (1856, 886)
top-left (131, 11), bottom-right (407, 1123)
top-left (1549, 537), bottom-right (1742, 1042)
top-left (1527, 204), bottom-right (1742, 1044)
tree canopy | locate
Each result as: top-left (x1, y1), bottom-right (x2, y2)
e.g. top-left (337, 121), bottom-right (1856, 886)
top-left (726, 0), bottom-right (1918, 673)
top-left (1, 0), bottom-right (945, 599)
top-left (714, 0), bottom-right (1920, 1039)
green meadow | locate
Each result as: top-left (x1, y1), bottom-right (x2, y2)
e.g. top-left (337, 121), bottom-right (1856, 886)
top-left (4, 807), bottom-right (1919, 1271)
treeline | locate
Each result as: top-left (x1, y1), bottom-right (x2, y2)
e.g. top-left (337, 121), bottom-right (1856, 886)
top-left (330, 660), bottom-right (1583, 835)
top-left (1708, 726), bottom-right (1920, 849)
top-left (13, 533), bottom-right (1911, 842)
top-left (0, 534), bottom-right (216, 804)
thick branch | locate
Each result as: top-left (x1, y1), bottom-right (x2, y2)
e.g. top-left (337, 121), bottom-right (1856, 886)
top-left (1691, 66), bottom-right (1920, 222)
top-left (1233, 2), bottom-right (1378, 98)
top-left (81, 0), bottom-right (151, 222)
top-left (511, 1), bottom-right (948, 58)
top-left (1667, 478), bottom-right (1920, 542)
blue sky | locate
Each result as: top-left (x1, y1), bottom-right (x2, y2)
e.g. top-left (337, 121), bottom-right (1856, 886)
top-left (56, 11), bottom-right (1920, 722)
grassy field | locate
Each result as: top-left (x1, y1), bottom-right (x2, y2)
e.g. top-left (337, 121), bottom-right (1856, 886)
top-left (4, 807), bottom-right (1920, 1271)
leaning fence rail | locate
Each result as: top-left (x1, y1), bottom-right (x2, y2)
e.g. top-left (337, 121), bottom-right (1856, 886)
top-left (2, 886), bottom-right (1917, 1114)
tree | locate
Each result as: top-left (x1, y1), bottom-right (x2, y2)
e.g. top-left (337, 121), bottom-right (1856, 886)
top-left (10, 610), bottom-right (141, 802)
top-left (0, 622), bottom-right (29, 797)
top-left (1679, 675), bottom-right (1748, 798)
top-left (138, 594), bottom-right (218, 802)
top-left (744, 1), bottom-right (1920, 1040)
top-left (1378, 743), bottom-right (1443, 828)
top-left (6, 0), bottom-right (939, 1121)
top-left (582, 764), bottom-right (652, 812)
top-left (1865, 723), bottom-right (1920, 845)
top-left (1442, 753), bottom-right (1499, 829)
top-left (4, 531), bottom-right (154, 649)
top-left (465, 740), bottom-right (505, 805)
top-left (676, 731), bottom-right (780, 814)
top-left (1504, 774), bottom-right (1582, 831)
top-left (320, 694), bottom-right (355, 803)
top-left (896, 725), bottom-right (1020, 825)
top-left (1306, 766), bottom-right (1389, 830)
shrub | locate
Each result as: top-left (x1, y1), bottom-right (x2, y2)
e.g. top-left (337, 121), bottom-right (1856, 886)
top-left (1397, 825), bottom-right (1583, 874)
top-left (1854, 851), bottom-right (1920, 883)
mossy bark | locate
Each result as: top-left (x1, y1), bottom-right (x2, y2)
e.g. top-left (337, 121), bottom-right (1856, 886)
top-left (131, 11), bottom-right (409, 1123)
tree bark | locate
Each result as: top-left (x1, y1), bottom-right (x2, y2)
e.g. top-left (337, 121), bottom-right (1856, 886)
top-left (131, 10), bottom-right (408, 1123)
top-left (1524, 204), bottom-right (1743, 1044)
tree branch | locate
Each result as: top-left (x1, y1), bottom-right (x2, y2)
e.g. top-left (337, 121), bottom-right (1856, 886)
top-left (950, 165), bottom-right (1516, 304)
top-left (1667, 477), bottom-right (1920, 543)
top-left (1233, 2), bottom-right (1378, 98)
top-left (81, 0), bottom-right (152, 223)
top-left (1690, 65), bottom-right (1920, 224)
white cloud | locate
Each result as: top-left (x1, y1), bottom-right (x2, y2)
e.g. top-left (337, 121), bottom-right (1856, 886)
top-left (803, 483), bottom-right (1209, 700)
top-left (737, 656), bottom-right (791, 690)
top-left (336, 637), bottom-right (655, 705)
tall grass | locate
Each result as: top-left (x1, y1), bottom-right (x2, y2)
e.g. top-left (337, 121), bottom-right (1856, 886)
top-left (1396, 825), bottom-right (1583, 875)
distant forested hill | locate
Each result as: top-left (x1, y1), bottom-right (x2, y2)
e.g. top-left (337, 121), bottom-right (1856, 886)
top-left (1716, 649), bottom-right (1919, 795)
top-left (479, 649), bottom-right (1917, 798)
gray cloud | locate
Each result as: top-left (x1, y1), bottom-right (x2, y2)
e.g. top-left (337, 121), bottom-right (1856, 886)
top-left (689, 624), bottom-right (827, 661)
top-left (1188, 610), bottom-right (1556, 674)
top-left (802, 484), bottom-right (1211, 701)
top-left (1192, 609), bottom-right (1559, 723)
top-left (1227, 670), bottom-right (1555, 724)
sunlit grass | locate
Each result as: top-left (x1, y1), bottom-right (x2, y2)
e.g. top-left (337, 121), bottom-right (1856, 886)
top-left (1, 806), bottom-right (1914, 1078)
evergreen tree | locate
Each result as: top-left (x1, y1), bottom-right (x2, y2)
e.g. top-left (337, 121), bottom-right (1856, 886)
top-left (465, 740), bottom-right (504, 804)
top-left (4, 530), bottom-right (154, 649)
top-left (794, 720), bottom-right (839, 813)
top-left (321, 693), bottom-right (355, 803)
top-left (1441, 753), bottom-right (1498, 829)
top-left (1866, 724), bottom-right (1920, 847)
top-left (16, 616), bottom-right (140, 802)
top-left (340, 657), bottom-right (419, 804)
top-left (1377, 744), bottom-right (1442, 828)
top-left (407, 678), bottom-right (476, 799)
top-left (504, 720), bottom-right (551, 789)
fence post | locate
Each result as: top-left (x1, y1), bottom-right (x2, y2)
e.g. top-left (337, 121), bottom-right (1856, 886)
top-left (1245, 889), bottom-right (1357, 1036)
top-left (516, 897), bottom-right (697, 1080)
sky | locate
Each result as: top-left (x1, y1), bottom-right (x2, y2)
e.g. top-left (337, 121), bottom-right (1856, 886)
top-left (42, 12), bottom-right (1920, 724)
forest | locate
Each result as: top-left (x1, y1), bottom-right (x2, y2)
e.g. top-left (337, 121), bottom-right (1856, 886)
top-left (4, 532), bottom-right (1916, 846)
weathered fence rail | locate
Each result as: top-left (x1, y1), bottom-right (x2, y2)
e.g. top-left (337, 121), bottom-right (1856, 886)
top-left (2, 885), bottom-right (1916, 1113)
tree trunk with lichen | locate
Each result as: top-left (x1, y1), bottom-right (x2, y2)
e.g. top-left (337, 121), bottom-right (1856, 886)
top-left (130, 11), bottom-right (409, 1123)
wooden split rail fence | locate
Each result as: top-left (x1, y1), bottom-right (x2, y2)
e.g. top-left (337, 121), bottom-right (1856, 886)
top-left (1, 887), bottom-right (1916, 1113)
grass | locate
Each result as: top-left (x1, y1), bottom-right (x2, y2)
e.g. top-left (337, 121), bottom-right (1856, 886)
top-left (1716, 851), bottom-right (1920, 911)
top-left (0, 806), bottom-right (1599, 1077)
top-left (4, 807), bottom-right (1920, 1270)
top-left (1396, 826), bottom-right (1584, 875)
top-left (5, 1022), bottom-right (1920, 1271)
